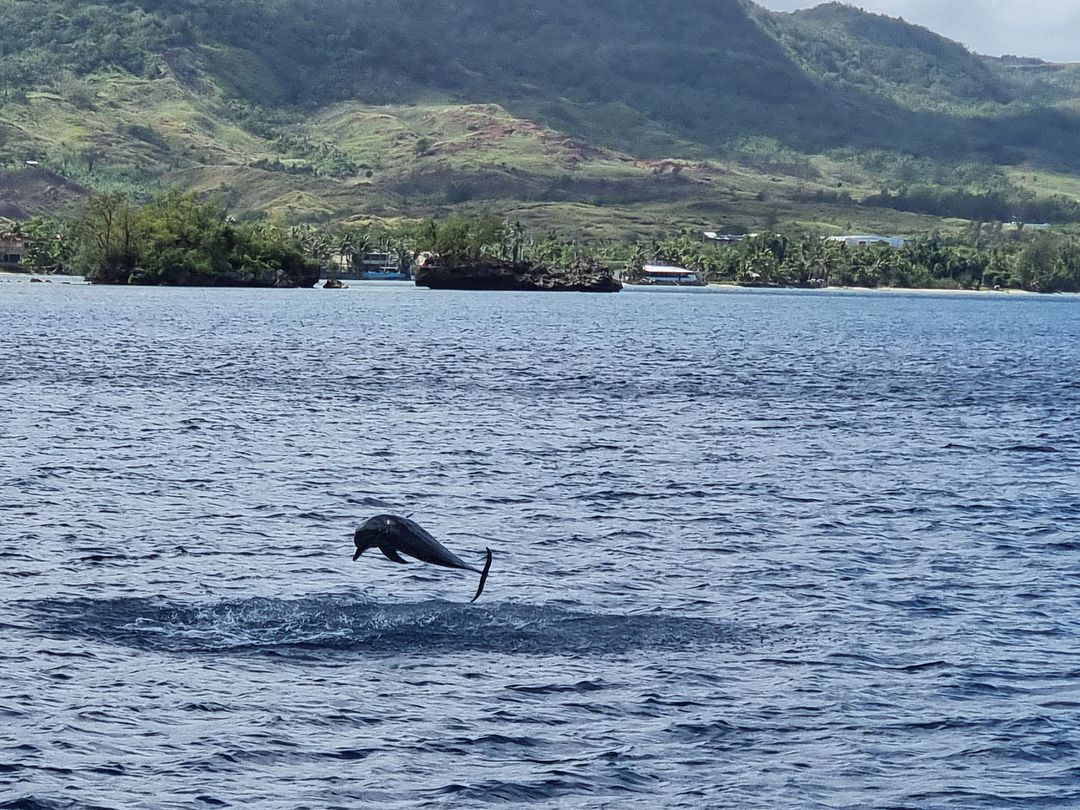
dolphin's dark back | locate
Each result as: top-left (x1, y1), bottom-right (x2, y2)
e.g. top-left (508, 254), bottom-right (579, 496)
top-left (382, 515), bottom-right (474, 570)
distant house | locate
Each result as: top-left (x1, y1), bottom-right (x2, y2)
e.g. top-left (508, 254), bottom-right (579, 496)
top-left (828, 235), bottom-right (905, 248)
top-left (704, 232), bottom-right (756, 244)
top-left (0, 236), bottom-right (28, 268)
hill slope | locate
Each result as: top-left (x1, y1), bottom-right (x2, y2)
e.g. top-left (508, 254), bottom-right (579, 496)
top-left (2, 0), bottom-right (1080, 235)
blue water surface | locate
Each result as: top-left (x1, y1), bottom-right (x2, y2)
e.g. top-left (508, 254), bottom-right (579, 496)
top-left (2, 277), bottom-right (1079, 808)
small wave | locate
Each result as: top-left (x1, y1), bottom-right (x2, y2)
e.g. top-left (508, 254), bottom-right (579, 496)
top-left (1003, 444), bottom-right (1061, 453)
top-left (344, 496), bottom-right (397, 508)
top-left (1, 800), bottom-right (112, 810)
top-left (25, 594), bottom-right (740, 657)
top-left (507, 679), bottom-right (608, 694)
top-left (432, 766), bottom-right (657, 802)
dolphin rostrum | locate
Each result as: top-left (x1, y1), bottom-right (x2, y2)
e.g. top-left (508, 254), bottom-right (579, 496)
top-left (352, 514), bottom-right (494, 602)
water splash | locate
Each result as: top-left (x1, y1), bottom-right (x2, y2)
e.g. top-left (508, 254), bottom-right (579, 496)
top-left (26, 594), bottom-right (742, 657)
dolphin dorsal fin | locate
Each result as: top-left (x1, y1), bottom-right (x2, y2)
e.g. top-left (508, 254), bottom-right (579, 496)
top-left (380, 545), bottom-right (410, 564)
top-left (471, 548), bottom-right (494, 602)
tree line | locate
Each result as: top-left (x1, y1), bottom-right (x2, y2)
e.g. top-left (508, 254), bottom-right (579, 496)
top-left (11, 192), bottom-right (324, 286)
top-left (631, 231), bottom-right (1080, 293)
top-left (6, 194), bottom-right (1080, 293)
top-left (859, 185), bottom-right (1080, 224)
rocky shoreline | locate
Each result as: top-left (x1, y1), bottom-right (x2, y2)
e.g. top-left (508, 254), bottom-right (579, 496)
top-left (415, 258), bottom-right (621, 293)
top-left (92, 262), bottom-right (321, 288)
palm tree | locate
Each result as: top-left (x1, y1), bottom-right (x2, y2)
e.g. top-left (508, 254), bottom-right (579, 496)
top-left (390, 239), bottom-right (413, 276)
top-left (336, 229), bottom-right (373, 273)
top-left (23, 218), bottom-right (70, 274)
top-left (740, 246), bottom-right (778, 283)
top-left (625, 244), bottom-right (647, 281)
top-left (0, 221), bottom-right (26, 242)
top-left (509, 220), bottom-right (526, 263)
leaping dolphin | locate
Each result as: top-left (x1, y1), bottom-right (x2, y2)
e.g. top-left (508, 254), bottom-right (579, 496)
top-left (352, 514), bottom-right (494, 602)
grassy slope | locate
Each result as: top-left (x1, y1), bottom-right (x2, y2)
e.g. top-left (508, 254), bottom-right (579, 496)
top-left (0, 67), bottom-right (982, 239)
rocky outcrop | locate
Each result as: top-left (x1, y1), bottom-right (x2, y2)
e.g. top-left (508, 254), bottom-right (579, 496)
top-left (98, 259), bottom-right (321, 288)
top-left (415, 257), bottom-right (621, 292)
top-left (268, 261), bottom-right (321, 288)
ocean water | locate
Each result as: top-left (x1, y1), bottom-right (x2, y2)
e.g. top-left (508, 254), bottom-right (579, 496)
top-left (2, 277), bottom-right (1079, 808)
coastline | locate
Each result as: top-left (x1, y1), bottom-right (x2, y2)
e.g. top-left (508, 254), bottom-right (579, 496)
top-left (705, 282), bottom-right (1062, 297)
top-left (819, 284), bottom-right (1043, 297)
top-left (1, 271), bottom-right (85, 284)
top-left (5, 271), bottom-right (1075, 297)
top-left (623, 280), bottom-right (1060, 296)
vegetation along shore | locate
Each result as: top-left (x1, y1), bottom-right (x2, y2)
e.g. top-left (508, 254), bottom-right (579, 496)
top-left (3, 192), bottom-right (1080, 293)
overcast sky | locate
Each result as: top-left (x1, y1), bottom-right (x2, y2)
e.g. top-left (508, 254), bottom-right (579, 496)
top-left (759, 1), bottom-right (1080, 62)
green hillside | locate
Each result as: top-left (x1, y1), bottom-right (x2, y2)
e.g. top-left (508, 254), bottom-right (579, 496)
top-left (774, 3), bottom-right (1011, 111)
top-left (2, 0), bottom-right (1080, 236)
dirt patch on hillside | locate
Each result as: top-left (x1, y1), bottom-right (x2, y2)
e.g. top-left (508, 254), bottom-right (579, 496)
top-left (0, 168), bottom-right (91, 220)
top-left (427, 107), bottom-right (626, 166)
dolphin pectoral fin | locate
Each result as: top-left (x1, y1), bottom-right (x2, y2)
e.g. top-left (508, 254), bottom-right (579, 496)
top-left (352, 548), bottom-right (362, 561)
top-left (380, 546), bottom-right (410, 564)
top-left (470, 548), bottom-right (494, 603)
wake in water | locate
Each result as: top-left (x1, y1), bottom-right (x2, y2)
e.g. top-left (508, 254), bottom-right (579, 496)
top-left (25, 594), bottom-right (742, 657)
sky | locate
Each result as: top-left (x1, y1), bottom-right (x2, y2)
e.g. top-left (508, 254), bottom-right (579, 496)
top-left (758, 1), bottom-right (1080, 62)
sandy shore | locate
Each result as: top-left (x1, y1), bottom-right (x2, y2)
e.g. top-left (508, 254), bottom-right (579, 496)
top-left (827, 284), bottom-right (1041, 296)
top-left (705, 281), bottom-right (1062, 297)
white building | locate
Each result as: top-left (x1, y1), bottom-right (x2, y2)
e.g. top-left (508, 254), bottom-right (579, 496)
top-left (828, 235), bottom-right (905, 248)
top-left (704, 232), bottom-right (757, 244)
top-left (638, 264), bottom-right (705, 286)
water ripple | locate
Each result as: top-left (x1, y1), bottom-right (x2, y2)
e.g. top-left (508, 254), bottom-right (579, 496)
top-left (2, 282), bottom-right (1080, 808)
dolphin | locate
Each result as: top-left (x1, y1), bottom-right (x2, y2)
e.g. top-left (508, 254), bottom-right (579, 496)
top-left (352, 514), bottom-right (494, 602)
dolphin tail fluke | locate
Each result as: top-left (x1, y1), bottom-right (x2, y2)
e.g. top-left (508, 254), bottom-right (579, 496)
top-left (470, 548), bottom-right (493, 603)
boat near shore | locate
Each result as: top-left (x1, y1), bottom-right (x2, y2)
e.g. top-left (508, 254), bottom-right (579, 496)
top-left (350, 251), bottom-right (411, 281)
